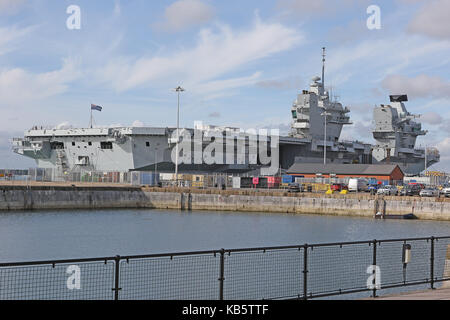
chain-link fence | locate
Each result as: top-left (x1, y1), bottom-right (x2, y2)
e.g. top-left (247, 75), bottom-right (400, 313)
top-left (0, 236), bottom-right (449, 300)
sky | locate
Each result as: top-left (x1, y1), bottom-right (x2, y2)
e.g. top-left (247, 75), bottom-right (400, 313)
top-left (0, 0), bottom-right (449, 170)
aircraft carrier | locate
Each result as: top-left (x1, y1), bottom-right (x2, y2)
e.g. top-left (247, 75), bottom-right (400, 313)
top-left (12, 49), bottom-right (438, 176)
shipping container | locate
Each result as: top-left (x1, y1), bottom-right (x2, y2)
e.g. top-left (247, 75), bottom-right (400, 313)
top-left (257, 177), bottom-right (268, 188)
top-left (240, 177), bottom-right (253, 188)
top-left (140, 172), bottom-right (160, 186)
top-left (267, 176), bottom-right (281, 188)
top-left (232, 177), bottom-right (241, 189)
top-left (159, 173), bottom-right (175, 181)
top-left (192, 175), bottom-right (204, 188)
top-left (294, 177), bottom-right (305, 184)
top-left (282, 175), bottom-right (294, 184)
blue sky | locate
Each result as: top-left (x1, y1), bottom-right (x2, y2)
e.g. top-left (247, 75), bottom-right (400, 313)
top-left (1, 0), bottom-right (450, 170)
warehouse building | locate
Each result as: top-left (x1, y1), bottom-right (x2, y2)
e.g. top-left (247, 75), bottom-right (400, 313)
top-left (286, 163), bottom-right (404, 182)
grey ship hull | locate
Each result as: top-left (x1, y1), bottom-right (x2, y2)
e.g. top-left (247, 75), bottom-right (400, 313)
top-left (13, 126), bottom-right (372, 175)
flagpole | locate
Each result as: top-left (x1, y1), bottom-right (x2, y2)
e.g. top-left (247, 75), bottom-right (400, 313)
top-left (90, 106), bottom-right (93, 129)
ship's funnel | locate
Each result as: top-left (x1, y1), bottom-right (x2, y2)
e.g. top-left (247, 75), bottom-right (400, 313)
top-left (389, 95), bottom-right (408, 102)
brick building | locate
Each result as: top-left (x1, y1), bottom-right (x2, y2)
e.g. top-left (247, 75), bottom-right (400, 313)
top-left (286, 163), bottom-right (404, 182)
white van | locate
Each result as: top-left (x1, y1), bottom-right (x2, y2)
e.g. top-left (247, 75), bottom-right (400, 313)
top-left (348, 178), bottom-right (369, 192)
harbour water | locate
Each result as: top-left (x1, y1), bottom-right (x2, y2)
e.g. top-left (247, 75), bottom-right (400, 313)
top-left (0, 208), bottom-right (449, 262)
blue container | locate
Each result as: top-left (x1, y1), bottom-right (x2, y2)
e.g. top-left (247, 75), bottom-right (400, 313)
top-left (140, 172), bottom-right (160, 186)
top-left (282, 175), bottom-right (294, 184)
top-left (140, 172), bottom-right (150, 185)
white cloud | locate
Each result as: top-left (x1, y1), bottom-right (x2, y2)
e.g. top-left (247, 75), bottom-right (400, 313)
top-left (421, 112), bottom-right (443, 125)
top-left (97, 17), bottom-right (302, 96)
top-left (407, 0), bottom-right (450, 39)
top-left (346, 102), bottom-right (374, 117)
top-left (276, 0), bottom-right (370, 17)
top-left (340, 120), bottom-right (373, 142)
top-left (55, 121), bottom-right (72, 130)
top-left (208, 112), bottom-right (220, 118)
top-left (256, 76), bottom-right (302, 90)
top-left (0, 25), bottom-right (34, 56)
top-left (113, 0), bottom-right (121, 16)
top-left (154, 0), bottom-right (214, 32)
top-left (436, 137), bottom-right (450, 169)
top-left (132, 120), bottom-right (145, 127)
top-left (192, 72), bottom-right (262, 99)
top-left (396, 0), bottom-right (423, 3)
top-left (326, 36), bottom-right (450, 88)
top-left (0, 0), bottom-right (26, 15)
top-left (0, 58), bottom-right (82, 107)
top-left (277, 0), bottom-right (328, 15)
top-left (381, 74), bottom-right (450, 99)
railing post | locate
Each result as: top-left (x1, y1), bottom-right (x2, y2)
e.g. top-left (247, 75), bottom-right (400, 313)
top-left (372, 240), bottom-right (377, 298)
top-left (113, 255), bottom-right (121, 300)
top-left (303, 244), bottom-right (308, 300)
top-left (430, 236), bottom-right (435, 289)
top-left (219, 249), bottom-right (225, 300)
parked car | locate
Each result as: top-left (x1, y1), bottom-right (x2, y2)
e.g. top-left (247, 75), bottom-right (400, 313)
top-left (377, 185), bottom-right (398, 196)
top-left (348, 178), bottom-right (369, 192)
top-left (442, 186), bottom-right (450, 198)
top-left (368, 184), bottom-right (379, 189)
top-left (400, 184), bottom-right (421, 196)
top-left (287, 183), bottom-right (301, 193)
top-left (420, 188), bottom-right (440, 197)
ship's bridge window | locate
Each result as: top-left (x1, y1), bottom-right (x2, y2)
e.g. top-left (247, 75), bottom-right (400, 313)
top-left (101, 141), bottom-right (113, 150)
top-left (50, 142), bottom-right (64, 150)
top-left (291, 110), bottom-right (297, 118)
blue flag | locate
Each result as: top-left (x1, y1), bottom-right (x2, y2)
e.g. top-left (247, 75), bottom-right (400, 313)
top-left (91, 104), bottom-right (102, 111)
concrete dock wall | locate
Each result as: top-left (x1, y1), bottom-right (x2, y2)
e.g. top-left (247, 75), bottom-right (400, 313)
top-left (1, 186), bottom-right (449, 221)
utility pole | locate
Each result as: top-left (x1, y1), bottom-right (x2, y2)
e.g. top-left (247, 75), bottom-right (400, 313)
top-left (174, 86), bottom-right (185, 186)
top-left (321, 47), bottom-right (328, 165)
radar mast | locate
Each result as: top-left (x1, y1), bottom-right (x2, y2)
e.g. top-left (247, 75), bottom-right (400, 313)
top-left (322, 47), bottom-right (326, 88)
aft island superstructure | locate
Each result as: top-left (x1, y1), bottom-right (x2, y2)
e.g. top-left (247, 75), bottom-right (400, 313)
top-left (372, 94), bottom-right (439, 174)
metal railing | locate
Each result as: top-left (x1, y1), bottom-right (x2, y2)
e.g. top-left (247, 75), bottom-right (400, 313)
top-left (0, 236), bottom-right (449, 300)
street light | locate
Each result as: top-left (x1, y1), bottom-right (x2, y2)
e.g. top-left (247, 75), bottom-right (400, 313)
top-left (321, 111), bottom-right (331, 165)
top-left (174, 86), bottom-right (185, 186)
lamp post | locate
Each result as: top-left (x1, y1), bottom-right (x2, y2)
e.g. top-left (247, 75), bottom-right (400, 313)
top-left (174, 86), bottom-right (185, 186)
top-left (321, 111), bottom-right (331, 165)
top-left (424, 145), bottom-right (427, 175)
